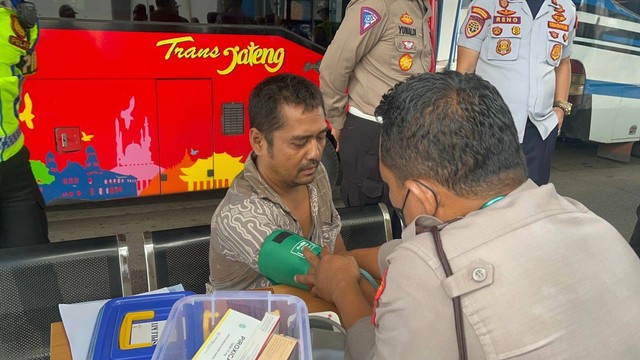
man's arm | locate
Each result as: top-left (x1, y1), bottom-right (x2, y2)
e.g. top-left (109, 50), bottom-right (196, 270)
top-left (296, 247), bottom-right (372, 330)
top-left (456, 46), bottom-right (480, 74)
top-left (346, 246), bottom-right (381, 279)
top-left (553, 57), bottom-right (571, 129)
top-left (455, 0), bottom-right (493, 74)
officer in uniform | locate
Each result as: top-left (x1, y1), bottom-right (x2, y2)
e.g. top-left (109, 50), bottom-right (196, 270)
top-left (457, 0), bottom-right (576, 186)
top-left (0, 0), bottom-right (49, 246)
top-left (320, 0), bottom-right (433, 209)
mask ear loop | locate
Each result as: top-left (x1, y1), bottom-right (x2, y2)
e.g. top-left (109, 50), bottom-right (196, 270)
top-left (413, 180), bottom-right (439, 209)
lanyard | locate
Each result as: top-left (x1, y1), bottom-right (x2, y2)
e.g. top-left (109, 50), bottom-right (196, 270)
top-left (480, 196), bottom-right (505, 209)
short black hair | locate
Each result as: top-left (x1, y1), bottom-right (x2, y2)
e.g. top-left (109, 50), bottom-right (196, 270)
top-left (376, 71), bottom-right (526, 198)
top-left (249, 74), bottom-right (324, 145)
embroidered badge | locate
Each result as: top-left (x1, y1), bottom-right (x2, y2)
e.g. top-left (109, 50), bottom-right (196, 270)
top-left (552, 12), bottom-right (566, 23)
top-left (10, 15), bottom-right (26, 38)
top-left (492, 26), bottom-right (503, 36)
top-left (554, 4), bottom-right (565, 13)
top-left (360, 7), bottom-right (381, 35)
top-left (371, 269), bottom-right (388, 327)
top-left (512, 26), bottom-right (521, 36)
top-left (465, 15), bottom-right (485, 38)
top-left (399, 54), bottom-right (413, 71)
top-left (494, 16), bottom-right (521, 24)
top-left (400, 12), bottom-right (413, 25)
top-left (550, 43), bottom-right (562, 61)
top-left (549, 31), bottom-right (559, 39)
top-left (398, 25), bottom-right (417, 36)
top-left (548, 21), bottom-right (569, 32)
top-left (402, 40), bottom-right (415, 50)
top-left (496, 38), bottom-right (512, 56)
top-left (563, 33), bottom-right (568, 42)
top-left (497, 0), bottom-right (516, 16)
top-left (9, 14), bottom-right (29, 50)
top-left (471, 6), bottom-right (491, 20)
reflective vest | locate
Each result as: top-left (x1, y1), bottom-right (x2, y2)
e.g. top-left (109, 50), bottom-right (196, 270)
top-left (0, 5), bottom-right (38, 162)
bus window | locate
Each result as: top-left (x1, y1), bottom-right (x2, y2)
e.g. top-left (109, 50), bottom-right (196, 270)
top-left (614, 0), bottom-right (640, 17)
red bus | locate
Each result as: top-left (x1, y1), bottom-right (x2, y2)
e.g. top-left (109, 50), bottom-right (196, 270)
top-left (23, 0), bottom-right (437, 204)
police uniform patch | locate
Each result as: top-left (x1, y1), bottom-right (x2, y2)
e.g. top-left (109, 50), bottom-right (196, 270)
top-left (399, 54), bottom-right (413, 71)
top-left (9, 15), bottom-right (30, 51)
top-left (471, 6), bottom-right (491, 20)
top-left (494, 16), bottom-right (521, 24)
top-left (400, 12), bottom-right (413, 25)
top-left (465, 15), bottom-right (485, 38)
top-left (360, 7), bottom-right (381, 35)
top-left (550, 43), bottom-right (562, 61)
top-left (512, 26), bottom-right (521, 36)
top-left (496, 39), bottom-right (511, 56)
top-left (11, 15), bottom-right (26, 38)
top-left (492, 26), bottom-right (503, 36)
top-left (563, 33), bottom-right (568, 42)
top-left (552, 12), bottom-right (566, 23)
top-left (549, 31), bottom-right (559, 39)
top-left (402, 40), bottom-right (415, 50)
top-left (548, 21), bottom-right (569, 31)
top-left (497, 0), bottom-right (516, 16)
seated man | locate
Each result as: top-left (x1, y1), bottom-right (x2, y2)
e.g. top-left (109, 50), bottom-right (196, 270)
top-left (207, 74), bottom-right (345, 292)
top-left (297, 71), bottom-right (640, 359)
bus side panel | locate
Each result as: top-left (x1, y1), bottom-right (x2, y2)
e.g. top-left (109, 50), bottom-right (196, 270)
top-left (22, 24), bottom-right (323, 204)
top-left (22, 79), bottom-right (160, 204)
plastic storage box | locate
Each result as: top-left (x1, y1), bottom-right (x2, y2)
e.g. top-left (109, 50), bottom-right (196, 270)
top-left (151, 291), bottom-right (312, 360)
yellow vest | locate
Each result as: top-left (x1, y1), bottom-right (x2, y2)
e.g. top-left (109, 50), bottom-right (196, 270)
top-left (0, 6), bottom-right (38, 162)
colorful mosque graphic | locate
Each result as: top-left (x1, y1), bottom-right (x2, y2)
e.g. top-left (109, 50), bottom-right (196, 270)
top-left (111, 97), bottom-right (162, 194)
top-left (40, 145), bottom-right (137, 203)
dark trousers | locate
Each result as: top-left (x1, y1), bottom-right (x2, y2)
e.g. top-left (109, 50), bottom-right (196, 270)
top-left (339, 113), bottom-right (390, 208)
top-left (0, 146), bottom-right (49, 247)
top-left (521, 120), bottom-right (558, 186)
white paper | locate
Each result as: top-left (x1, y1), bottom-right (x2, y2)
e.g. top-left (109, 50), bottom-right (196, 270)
top-left (58, 284), bottom-right (184, 360)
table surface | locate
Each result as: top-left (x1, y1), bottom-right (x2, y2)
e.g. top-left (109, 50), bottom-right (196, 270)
top-left (50, 285), bottom-right (337, 360)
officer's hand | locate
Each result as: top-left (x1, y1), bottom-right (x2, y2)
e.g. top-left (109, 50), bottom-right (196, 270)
top-left (331, 128), bottom-right (341, 151)
top-left (553, 107), bottom-right (565, 132)
top-left (295, 246), bottom-right (360, 304)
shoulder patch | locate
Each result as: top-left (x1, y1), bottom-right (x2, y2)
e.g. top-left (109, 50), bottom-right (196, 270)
top-left (471, 6), bottom-right (490, 20)
top-left (360, 7), bottom-right (381, 35)
top-left (371, 268), bottom-right (388, 327)
top-left (465, 14), bottom-right (486, 38)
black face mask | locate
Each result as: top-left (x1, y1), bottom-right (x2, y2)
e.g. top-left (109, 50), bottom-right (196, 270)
top-left (393, 180), bottom-right (440, 229)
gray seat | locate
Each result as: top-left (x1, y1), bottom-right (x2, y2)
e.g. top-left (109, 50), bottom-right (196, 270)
top-left (143, 225), bottom-right (210, 294)
top-left (337, 203), bottom-right (393, 250)
top-left (0, 235), bottom-right (131, 360)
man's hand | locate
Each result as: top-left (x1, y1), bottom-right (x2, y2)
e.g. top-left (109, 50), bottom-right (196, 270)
top-left (553, 107), bottom-right (565, 132)
top-left (331, 127), bottom-right (341, 151)
top-left (295, 246), bottom-right (359, 304)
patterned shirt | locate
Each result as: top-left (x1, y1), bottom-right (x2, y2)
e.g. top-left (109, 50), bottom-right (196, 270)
top-left (207, 153), bottom-right (341, 292)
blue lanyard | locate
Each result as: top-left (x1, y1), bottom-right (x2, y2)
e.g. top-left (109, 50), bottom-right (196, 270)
top-left (481, 196), bottom-right (505, 209)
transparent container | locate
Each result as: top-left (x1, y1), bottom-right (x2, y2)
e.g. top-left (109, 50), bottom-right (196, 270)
top-left (151, 291), bottom-right (312, 360)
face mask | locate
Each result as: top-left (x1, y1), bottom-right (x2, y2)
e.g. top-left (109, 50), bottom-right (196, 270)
top-left (393, 180), bottom-right (439, 229)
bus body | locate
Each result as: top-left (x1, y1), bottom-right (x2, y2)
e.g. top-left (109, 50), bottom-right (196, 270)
top-left (23, 21), bottom-right (324, 204)
top-left (563, 0), bottom-right (640, 161)
top-left (21, 1), bottom-right (439, 204)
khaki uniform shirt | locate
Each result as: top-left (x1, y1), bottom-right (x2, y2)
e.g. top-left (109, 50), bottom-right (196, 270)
top-left (320, 0), bottom-right (432, 129)
top-left (347, 180), bottom-right (640, 359)
top-left (207, 153), bottom-right (340, 292)
top-left (458, 0), bottom-right (576, 141)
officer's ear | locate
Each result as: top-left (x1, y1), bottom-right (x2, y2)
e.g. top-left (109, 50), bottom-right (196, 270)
top-left (406, 180), bottom-right (439, 216)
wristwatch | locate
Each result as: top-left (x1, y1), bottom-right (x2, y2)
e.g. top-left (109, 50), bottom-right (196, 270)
top-left (553, 100), bottom-right (572, 116)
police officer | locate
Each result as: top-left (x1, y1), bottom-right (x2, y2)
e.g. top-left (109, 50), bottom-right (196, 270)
top-left (457, 0), bottom-right (576, 185)
top-left (320, 0), bottom-right (433, 209)
top-left (0, 0), bottom-right (49, 246)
